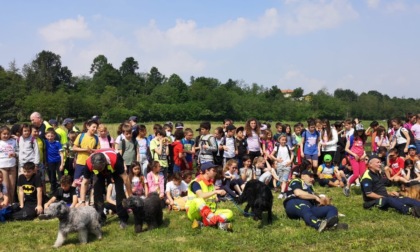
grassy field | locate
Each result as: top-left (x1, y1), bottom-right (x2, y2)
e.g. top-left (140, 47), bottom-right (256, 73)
top-left (3, 120), bottom-right (412, 251)
top-left (1, 184), bottom-right (419, 252)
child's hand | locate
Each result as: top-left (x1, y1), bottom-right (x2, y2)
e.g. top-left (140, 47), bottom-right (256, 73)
top-left (159, 193), bottom-right (164, 199)
top-left (35, 205), bottom-right (43, 215)
top-left (59, 164), bottom-right (64, 171)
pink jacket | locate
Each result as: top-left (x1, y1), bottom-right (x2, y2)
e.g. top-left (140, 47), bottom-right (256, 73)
top-left (146, 171), bottom-right (164, 195)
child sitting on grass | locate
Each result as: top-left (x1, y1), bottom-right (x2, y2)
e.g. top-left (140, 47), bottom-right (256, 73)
top-left (165, 173), bottom-right (187, 211)
top-left (13, 162), bottom-right (43, 220)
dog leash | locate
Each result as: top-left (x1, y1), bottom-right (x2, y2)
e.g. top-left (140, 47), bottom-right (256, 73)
top-left (229, 198), bottom-right (255, 217)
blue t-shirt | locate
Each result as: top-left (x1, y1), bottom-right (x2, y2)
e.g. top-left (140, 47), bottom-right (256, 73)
top-left (302, 130), bottom-right (319, 155)
top-left (181, 138), bottom-right (195, 162)
top-left (46, 140), bottom-right (63, 163)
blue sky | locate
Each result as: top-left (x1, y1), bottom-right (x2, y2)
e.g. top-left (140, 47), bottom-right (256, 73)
top-left (1, 0), bottom-right (419, 98)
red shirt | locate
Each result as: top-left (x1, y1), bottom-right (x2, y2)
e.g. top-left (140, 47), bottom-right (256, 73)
top-left (172, 141), bottom-right (183, 166)
top-left (389, 157), bottom-right (405, 176)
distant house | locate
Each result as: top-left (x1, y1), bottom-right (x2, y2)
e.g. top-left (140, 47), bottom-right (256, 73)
top-left (281, 89), bottom-right (294, 98)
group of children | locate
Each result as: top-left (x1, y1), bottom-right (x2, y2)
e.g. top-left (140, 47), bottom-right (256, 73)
top-left (0, 112), bottom-right (419, 223)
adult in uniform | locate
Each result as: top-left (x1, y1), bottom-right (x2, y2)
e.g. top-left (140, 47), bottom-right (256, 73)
top-left (283, 169), bottom-right (347, 232)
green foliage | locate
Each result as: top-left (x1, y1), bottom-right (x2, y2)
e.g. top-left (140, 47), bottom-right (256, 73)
top-left (2, 50), bottom-right (420, 123)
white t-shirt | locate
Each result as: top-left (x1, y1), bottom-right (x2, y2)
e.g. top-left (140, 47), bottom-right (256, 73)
top-left (411, 124), bottom-right (420, 141)
top-left (276, 145), bottom-right (291, 166)
top-left (165, 181), bottom-right (187, 198)
top-left (223, 137), bottom-right (236, 158)
top-left (137, 138), bottom-right (148, 155)
top-left (0, 139), bottom-right (17, 168)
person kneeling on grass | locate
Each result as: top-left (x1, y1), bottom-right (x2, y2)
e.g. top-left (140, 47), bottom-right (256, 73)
top-left (185, 162), bottom-right (233, 231)
top-left (361, 154), bottom-right (420, 217)
top-left (283, 169), bottom-right (348, 232)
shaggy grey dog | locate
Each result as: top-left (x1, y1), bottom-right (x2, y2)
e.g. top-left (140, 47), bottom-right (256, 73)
top-left (45, 201), bottom-right (102, 248)
top-left (122, 192), bottom-right (163, 233)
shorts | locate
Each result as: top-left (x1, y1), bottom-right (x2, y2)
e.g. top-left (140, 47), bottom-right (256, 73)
top-left (304, 154), bottom-right (318, 161)
top-left (276, 165), bottom-right (291, 183)
top-left (74, 164), bottom-right (87, 180)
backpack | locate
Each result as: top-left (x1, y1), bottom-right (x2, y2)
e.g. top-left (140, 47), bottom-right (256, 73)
top-left (273, 142), bottom-right (292, 160)
top-left (121, 139), bottom-right (138, 158)
top-left (398, 127), bottom-right (415, 145)
top-left (78, 133), bottom-right (99, 149)
top-left (106, 135), bottom-right (112, 148)
top-left (200, 135), bottom-right (220, 163)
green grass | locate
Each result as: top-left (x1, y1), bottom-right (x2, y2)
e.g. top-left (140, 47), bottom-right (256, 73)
top-left (1, 185), bottom-right (419, 252)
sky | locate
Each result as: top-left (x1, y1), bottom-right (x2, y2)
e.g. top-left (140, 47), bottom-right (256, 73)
top-left (1, 0), bottom-right (420, 98)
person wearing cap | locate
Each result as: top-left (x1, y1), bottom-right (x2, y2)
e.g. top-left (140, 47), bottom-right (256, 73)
top-left (79, 149), bottom-right (132, 227)
top-left (49, 119), bottom-right (67, 148)
top-left (317, 154), bottom-right (345, 187)
top-left (175, 122), bottom-right (184, 130)
top-left (283, 169), bottom-right (347, 232)
top-left (360, 154), bottom-right (420, 217)
top-left (128, 116), bottom-right (139, 139)
top-left (406, 145), bottom-right (418, 162)
top-left (185, 162), bottom-right (233, 231)
top-left (62, 118), bottom-right (80, 134)
top-left (30, 112), bottom-right (53, 139)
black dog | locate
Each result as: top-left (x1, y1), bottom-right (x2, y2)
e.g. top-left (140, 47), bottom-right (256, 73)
top-left (122, 192), bottom-right (163, 233)
top-left (237, 180), bottom-right (273, 224)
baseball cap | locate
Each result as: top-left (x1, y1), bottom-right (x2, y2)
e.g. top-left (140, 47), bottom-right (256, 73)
top-left (260, 124), bottom-right (267, 131)
top-left (200, 162), bottom-right (218, 172)
top-left (48, 119), bottom-right (58, 125)
top-left (175, 122), bottom-right (184, 129)
top-left (226, 124), bottom-right (236, 131)
top-left (91, 115), bottom-right (100, 121)
top-left (408, 145), bottom-right (417, 150)
top-left (323, 154), bottom-right (332, 162)
top-left (129, 116), bottom-right (138, 123)
top-left (62, 118), bottom-right (74, 126)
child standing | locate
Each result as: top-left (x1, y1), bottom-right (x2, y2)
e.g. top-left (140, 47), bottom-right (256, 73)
top-left (222, 125), bottom-right (237, 164)
top-left (97, 124), bottom-right (114, 149)
top-left (18, 124), bottom-right (40, 175)
top-left (171, 130), bottom-right (185, 174)
top-left (0, 169), bottom-right (10, 210)
top-left (118, 124), bottom-right (138, 173)
top-left (146, 161), bottom-right (165, 199)
top-left (181, 128), bottom-right (195, 171)
top-left (0, 126), bottom-right (17, 203)
top-left (13, 162), bottom-right (43, 220)
top-left (374, 126), bottom-right (390, 151)
top-left (73, 120), bottom-right (100, 183)
top-left (245, 118), bottom-right (262, 163)
top-left (150, 129), bottom-right (170, 180)
top-left (300, 120), bottom-right (320, 172)
top-left (63, 131), bottom-right (77, 179)
top-left (136, 125), bottom-right (150, 177)
top-left (261, 129), bottom-right (275, 160)
top-left (213, 127), bottom-right (225, 166)
top-left (130, 161), bottom-right (147, 197)
top-left (271, 134), bottom-right (294, 199)
top-left (45, 129), bottom-right (65, 195)
top-left (235, 126), bottom-right (248, 169)
top-left (343, 124), bottom-right (367, 197)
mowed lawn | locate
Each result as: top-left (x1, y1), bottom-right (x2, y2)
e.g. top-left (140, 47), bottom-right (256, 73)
top-left (1, 185), bottom-right (419, 252)
top-left (2, 120), bottom-right (417, 251)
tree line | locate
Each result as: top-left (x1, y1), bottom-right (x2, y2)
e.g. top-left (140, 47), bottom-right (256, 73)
top-left (0, 50), bottom-right (418, 123)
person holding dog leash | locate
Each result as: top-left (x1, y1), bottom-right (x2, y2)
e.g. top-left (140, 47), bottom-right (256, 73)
top-left (283, 169), bottom-right (348, 232)
top-left (79, 148), bottom-right (133, 229)
top-left (185, 162), bottom-right (233, 231)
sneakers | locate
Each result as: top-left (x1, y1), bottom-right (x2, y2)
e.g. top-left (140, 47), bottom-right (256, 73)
top-left (192, 219), bottom-right (204, 229)
top-left (410, 206), bottom-right (420, 218)
top-left (277, 193), bottom-right (285, 199)
top-left (218, 222), bottom-right (233, 232)
top-left (38, 214), bottom-right (53, 220)
top-left (318, 216), bottom-right (339, 233)
top-left (343, 187), bottom-right (350, 197)
top-left (119, 221), bottom-right (128, 229)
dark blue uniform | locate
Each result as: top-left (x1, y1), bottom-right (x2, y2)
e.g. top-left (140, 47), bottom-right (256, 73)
top-left (361, 169), bottom-right (420, 213)
top-left (283, 178), bottom-right (338, 230)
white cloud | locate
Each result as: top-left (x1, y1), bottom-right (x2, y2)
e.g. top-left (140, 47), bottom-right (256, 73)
top-left (366, 0), bottom-right (381, 9)
top-left (39, 16), bottom-right (91, 42)
top-left (135, 8), bottom-right (280, 51)
top-left (282, 0), bottom-right (359, 35)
